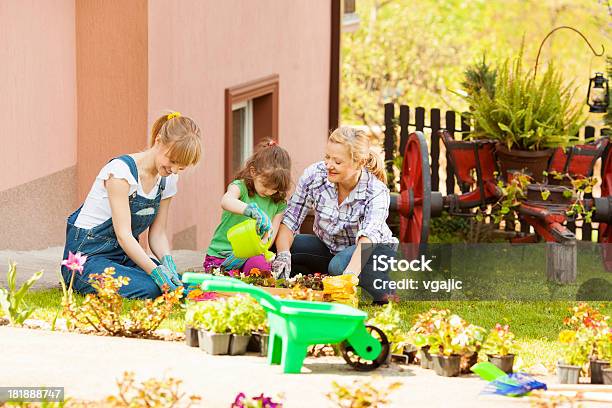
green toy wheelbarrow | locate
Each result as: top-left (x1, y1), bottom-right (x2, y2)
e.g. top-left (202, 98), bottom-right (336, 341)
top-left (182, 273), bottom-right (390, 374)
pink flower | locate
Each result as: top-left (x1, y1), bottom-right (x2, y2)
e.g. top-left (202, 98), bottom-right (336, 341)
top-left (61, 251), bottom-right (87, 274)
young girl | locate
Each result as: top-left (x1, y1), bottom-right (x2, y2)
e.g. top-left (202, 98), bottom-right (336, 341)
top-left (204, 139), bottom-right (291, 273)
top-left (61, 112), bottom-right (202, 299)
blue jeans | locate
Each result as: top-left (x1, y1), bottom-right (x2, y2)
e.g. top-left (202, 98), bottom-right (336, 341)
top-left (290, 234), bottom-right (396, 302)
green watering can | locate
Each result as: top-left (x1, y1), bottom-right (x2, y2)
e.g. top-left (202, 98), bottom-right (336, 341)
top-left (227, 219), bottom-right (275, 262)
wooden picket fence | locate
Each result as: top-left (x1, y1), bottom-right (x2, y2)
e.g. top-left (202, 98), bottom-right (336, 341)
top-left (383, 102), bottom-right (604, 241)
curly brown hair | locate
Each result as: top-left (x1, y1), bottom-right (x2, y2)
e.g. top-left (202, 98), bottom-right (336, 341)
top-left (233, 139), bottom-right (291, 203)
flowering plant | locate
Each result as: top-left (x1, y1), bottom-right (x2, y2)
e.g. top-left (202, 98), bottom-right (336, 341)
top-left (558, 328), bottom-right (592, 367)
top-left (231, 392), bottom-right (283, 408)
top-left (563, 302), bottom-right (609, 332)
top-left (413, 310), bottom-right (486, 356)
top-left (64, 267), bottom-right (183, 337)
top-left (594, 327), bottom-right (612, 362)
top-left (482, 324), bottom-right (516, 356)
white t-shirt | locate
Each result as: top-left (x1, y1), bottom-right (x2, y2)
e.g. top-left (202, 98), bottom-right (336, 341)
top-left (74, 158), bottom-right (178, 229)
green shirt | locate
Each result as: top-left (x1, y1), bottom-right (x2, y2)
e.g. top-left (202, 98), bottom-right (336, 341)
top-left (207, 179), bottom-right (287, 258)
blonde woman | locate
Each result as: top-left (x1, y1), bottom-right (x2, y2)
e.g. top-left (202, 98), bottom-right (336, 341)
top-left (61, 112), bottom-right (202, 299)
top-left (273, 127), bottom-right (398, 303)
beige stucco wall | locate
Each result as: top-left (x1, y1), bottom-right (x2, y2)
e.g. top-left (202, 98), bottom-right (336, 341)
top-left (0, 0), bottom-right (77, 249)
top-left (148, 0), bottom-right (331, 250)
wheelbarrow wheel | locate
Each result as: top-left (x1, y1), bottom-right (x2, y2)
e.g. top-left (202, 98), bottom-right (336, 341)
top-left (340, 325), bottom-right (390, 371)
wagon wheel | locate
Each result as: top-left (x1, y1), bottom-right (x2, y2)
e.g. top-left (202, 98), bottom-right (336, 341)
top-left (399, 131), bottom-right (431, 244)
top-left (340, 325), bottom-right (390, 371)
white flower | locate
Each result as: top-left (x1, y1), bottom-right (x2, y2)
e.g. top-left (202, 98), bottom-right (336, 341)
top-left (449, 315), bottom-right (463, 328)
top-left (452, 332), bottom-right (469, 347)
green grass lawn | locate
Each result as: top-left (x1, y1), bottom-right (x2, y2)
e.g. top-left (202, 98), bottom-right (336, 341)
top-left (22, 288), bottom-right (611, 372)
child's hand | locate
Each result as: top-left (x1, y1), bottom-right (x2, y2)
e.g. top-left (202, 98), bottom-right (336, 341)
top-left (261, 229), bottom-right (273, 244)
top-left (243, 203), bottom-right (272, 236)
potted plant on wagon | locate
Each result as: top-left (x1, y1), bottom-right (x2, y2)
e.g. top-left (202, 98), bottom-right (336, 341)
top-left (462, 48), bottom-right (584, 183)
top-left (194, 299), bottom-right (231, 355)
top-left (482, 323), bottom-right (517, 373)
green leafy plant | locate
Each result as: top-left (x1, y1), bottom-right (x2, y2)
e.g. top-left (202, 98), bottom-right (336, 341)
top-left (189, 298), bottom-right (230, 333)
top-left (63, 267), bottom-right (182, 337)
top-left (463, 46), bottom-right (584, 151)
top-left (482, 323), bottom-right (517, 357)
top-left (461, 54), bottom-right (497, 99)
top-left (326, 378), bottom-right (402, 408)
top-left (367, 302), bottom-right (407, 354)
top-left (476, 171), bottom-right (531, 224)
top-left (0, 262), bottom-right (43, 326)
top-left (227, 295), bottom-right (267, 336)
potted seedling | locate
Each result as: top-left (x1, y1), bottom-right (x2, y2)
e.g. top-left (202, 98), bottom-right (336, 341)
top-left (195, 299), bottom-right (231, 355)
top-left (367, 302), bottom-right (407, 362)
top-left (482, 324), bottom-right (517, 373)
top-left (411, 309), bottom-right (450, 369)
top-left (429, 314), bottom-right (469, 377)
top-left (460, 324), bottom-right (487, 374)
top-left (557, 328), bottom-right (591, 384)
top-left (562, 302), bottom-right (611, 384)
top-left (593, 327), bottom-right (612, 384)
top-left (227, 296), bottom-right (263, 355)
top-left (184, 304), bottom-right (200, 347)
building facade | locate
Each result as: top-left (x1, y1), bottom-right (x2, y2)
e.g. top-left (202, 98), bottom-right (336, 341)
top-left (0, 0), bottom-right (341, 251)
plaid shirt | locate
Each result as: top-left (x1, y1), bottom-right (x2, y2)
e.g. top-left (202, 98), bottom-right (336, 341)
top-left (282, 161), bottom-right (398, 254)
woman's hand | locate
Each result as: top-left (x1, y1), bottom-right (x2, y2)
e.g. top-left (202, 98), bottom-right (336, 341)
top-left (151, 265), bottom-right (180, 292)
top-left (272, 251), bottom-right (291, 279)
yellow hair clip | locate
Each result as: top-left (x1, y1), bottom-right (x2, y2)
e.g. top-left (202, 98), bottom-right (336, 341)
top-left (167, 111), bottom-right (181, 120)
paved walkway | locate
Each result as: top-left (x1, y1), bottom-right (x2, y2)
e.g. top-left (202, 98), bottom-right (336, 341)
top-left (0, 247), bottom-right (204, 291)
top-left (0, 326), bottom-right (565, 408)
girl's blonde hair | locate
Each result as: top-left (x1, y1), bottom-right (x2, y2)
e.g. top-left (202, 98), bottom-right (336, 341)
top-left (234, 139), bottom-right (291, 203)
top-left (328, 126), bottom-right (387, 184)
top-left (150, 112), bottom-right (202, 167)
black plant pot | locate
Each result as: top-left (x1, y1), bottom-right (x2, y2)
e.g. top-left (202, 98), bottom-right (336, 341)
top-left (488, 354), bottom-right (515, 374)
top-left (247, 332), bottom-right (270, 357)
top-left (590, 359), bottom-right (610, 384)
top-left (185, 326), bottom-right (199, 348)
top-left (418, 346), bottom-right (433, 369)
top-left (432, 354), bottom-right (461, 377)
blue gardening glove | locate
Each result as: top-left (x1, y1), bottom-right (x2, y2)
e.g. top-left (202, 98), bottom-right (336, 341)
top-left (243, 202), bottom-right (271, 237)
top-left (161, 255), bottom-right (182, 286)
top-left (219, 251), bottom-right (248, 271)
top-left (151, 265), bottom-right (179, 292)
top-left (272, 251), bottom-right (291, 280)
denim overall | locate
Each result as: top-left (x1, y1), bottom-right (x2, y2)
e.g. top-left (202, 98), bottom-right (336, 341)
top-left (61, 155), bottom-right (166, 299)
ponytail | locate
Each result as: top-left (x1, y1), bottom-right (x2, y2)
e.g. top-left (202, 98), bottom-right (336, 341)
top-left (150, 115), bottom-right (170, 147)
top-left (329, 126), bottom-right (387, 184)
top-left (149, 111), bottom-right (202, 167)
top-left (365, 149), bottom-right (387, 184)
